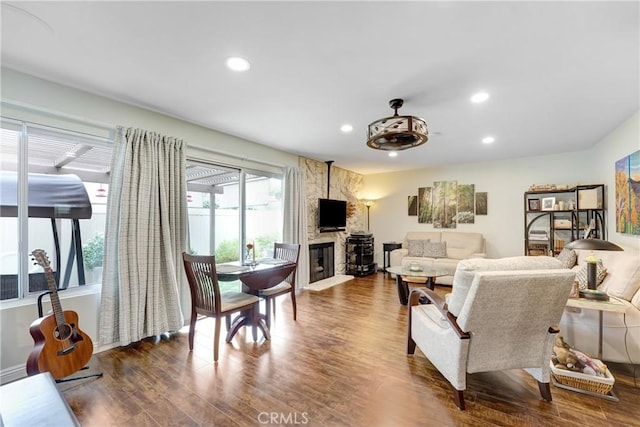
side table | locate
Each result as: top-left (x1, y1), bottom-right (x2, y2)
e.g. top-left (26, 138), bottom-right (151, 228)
top-left (564, 296), bottom-right (627, 360)
top-left (558, 296), bottom-right (627, 401)
top-left (382, 242), bottom-right (402, 273)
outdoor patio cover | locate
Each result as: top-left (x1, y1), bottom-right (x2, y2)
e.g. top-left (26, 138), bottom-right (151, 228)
top-left (0, 171), bottom-right (93, 292)
top-left (0, 171), bottom-right (92, 219)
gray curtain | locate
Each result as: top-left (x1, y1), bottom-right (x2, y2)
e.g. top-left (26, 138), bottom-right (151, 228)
top-left (283, 166), bottom-right (309, 291)
top-left (99, 127), bottom-right (187, 346)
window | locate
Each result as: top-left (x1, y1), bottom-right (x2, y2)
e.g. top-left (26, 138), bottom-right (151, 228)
top-left (0, 118), bottom-right (112, 300)
top-left (0, 117), bottom-right (284, 301)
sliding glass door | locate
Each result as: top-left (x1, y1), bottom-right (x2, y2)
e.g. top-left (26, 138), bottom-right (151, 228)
top-left (186, 161), bottom-right (239, 261)
top-left (244, 171), bottom-right (283, 261)
top-left (185, 161), bottom-right (283, 265)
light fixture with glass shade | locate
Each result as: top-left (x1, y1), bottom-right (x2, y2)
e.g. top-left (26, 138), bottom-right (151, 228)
top-left (366, 99), bottom-right (428, 151)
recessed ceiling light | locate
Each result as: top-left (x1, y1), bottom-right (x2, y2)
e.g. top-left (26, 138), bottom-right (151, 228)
top-left (226, 57), bottom-right (250, 72)
top-left (482, 136), bottom-right (495, 144)
top-left (471, 92), bottom-right (490, 103)
top-left (340, 124), bottom-right (353, 133)
top-left (388, 151), bottom-right (398, 158)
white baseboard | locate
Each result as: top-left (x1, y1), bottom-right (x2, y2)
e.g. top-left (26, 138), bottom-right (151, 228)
top-left (0, 364), bottom-right (27, 385)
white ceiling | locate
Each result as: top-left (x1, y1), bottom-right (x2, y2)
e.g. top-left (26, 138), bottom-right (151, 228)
top-left (1, 1), bottom-right (638, 175)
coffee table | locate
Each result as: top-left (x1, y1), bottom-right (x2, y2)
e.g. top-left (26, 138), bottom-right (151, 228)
top-left (386, 266), bottom-right (449, 305)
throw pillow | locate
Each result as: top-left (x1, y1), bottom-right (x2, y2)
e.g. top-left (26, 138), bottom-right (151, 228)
top-left (407, 239), bottom-right (429, 257)
top-left (556, 248), bottom-right (578, 269)
top-left (423, 241), bottom-right (447, 258)
top-left (575, 260), bottom-right (608, 290)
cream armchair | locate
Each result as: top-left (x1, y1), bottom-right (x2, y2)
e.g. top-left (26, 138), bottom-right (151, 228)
top-left (407, 256), bottom-right (575, 409)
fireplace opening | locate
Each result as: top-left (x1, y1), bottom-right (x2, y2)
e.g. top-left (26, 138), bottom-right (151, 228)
top-left (309, 242), bottom-right (335, 283)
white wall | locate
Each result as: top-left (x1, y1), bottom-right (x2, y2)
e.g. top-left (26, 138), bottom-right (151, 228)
top-left (0, 69), bottom-right (299, 382)
top-left (364, 111), bottom-right (640, 264)
top-left (1, 68), bottom-right (299, 172)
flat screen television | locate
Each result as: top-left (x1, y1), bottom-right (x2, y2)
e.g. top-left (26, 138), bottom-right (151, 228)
top-left (318, 198), bottom-right (347, 231)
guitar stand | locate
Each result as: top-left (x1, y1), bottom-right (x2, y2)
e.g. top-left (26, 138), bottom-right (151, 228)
top-left (36, 291), bottom-right (104, 384)
top-left (55, 367), bottom-right (103, 383)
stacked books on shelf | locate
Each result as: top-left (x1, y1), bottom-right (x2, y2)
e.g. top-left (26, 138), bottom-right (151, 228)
top-left (528, 230), bottom-right (549, 241)
top-left (528, 243), bottom-right (549, 256)
top-left (553, 239), bottom-right (565, 253)
top-left (528, 229), bottom-right (550, 256)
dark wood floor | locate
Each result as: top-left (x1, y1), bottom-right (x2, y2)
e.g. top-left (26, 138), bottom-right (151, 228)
top-left (60, 273), bottom-right (640, 426)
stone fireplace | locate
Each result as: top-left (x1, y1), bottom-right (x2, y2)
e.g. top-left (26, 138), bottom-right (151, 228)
top-left (302, 157), bottom-right (365, 281)
top-left (309, 242), bottom-right (335, 283)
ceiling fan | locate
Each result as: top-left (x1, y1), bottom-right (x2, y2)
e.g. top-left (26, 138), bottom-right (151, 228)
top-left (366, 98), bottom-right (439, 151)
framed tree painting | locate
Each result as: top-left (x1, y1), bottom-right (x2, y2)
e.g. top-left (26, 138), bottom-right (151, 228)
top-left (475, 192), bottom-right (488, 215)
top-left (418, 187), bottom-right (432, 223)
top-left (433, 181), bottom-right (457, 228)
top-left (408, 195), bottom-right (418, 216)
top-left (457, 184), bottom-right (475, 224)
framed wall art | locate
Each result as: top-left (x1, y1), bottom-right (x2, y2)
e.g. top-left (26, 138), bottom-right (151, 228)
top-left (408, 195), bottom-right (418, 216)
top-left (615, 149), bottom-right (640, 234)
top-left (475, 192), bottom-right (487, 215)
top-left (418, 187), bottom-right (433, 223)
top-left (433, 181), bottom-right (457, 228)
top-left (541, 197), bottom-right (555, 211)
top-left (457, 184), bottom-right (475, 223)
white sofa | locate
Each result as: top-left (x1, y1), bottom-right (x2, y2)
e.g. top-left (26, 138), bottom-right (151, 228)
top-left (389, 231), bottom-right (486, 285)
top-left (559, 246), bottom-right (640, 365)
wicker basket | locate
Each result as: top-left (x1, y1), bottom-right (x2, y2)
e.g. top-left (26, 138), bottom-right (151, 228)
top-left (550, 361), bottom-right (615, 395)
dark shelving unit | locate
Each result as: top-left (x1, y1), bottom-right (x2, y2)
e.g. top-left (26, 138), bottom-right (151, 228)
top-left (524, 184), bottom-right (606, 256)
top-left (345, 234), bottom-right (377, 276)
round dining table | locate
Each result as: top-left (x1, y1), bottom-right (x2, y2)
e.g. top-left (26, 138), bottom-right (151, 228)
top-left (217, 260), bottom-right (297, 341)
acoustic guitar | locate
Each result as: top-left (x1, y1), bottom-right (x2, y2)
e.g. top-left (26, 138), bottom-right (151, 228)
top-left (26, 249), bottom-right (94, 380)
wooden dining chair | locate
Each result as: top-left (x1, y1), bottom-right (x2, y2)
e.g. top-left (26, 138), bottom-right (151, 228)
top-left (182, 253), bottom-right (260, 362)
top-left (258, 243), bottom-right (300, 328)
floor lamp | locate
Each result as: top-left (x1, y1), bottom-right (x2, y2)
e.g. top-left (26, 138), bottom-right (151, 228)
top-left (364, 200), bottom-right (373, 231)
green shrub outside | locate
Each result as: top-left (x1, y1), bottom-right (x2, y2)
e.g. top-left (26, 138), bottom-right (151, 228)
top-left (79, 233), bottom-right (281, 269)
top-left (215, 239), bottom-right (240, 263)
top-left (214, 233), bottom-right (280, 263)
top-left (253, 233), bottom-right (280, 258)
top-left (83, 233), bottom-right (104, 269)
